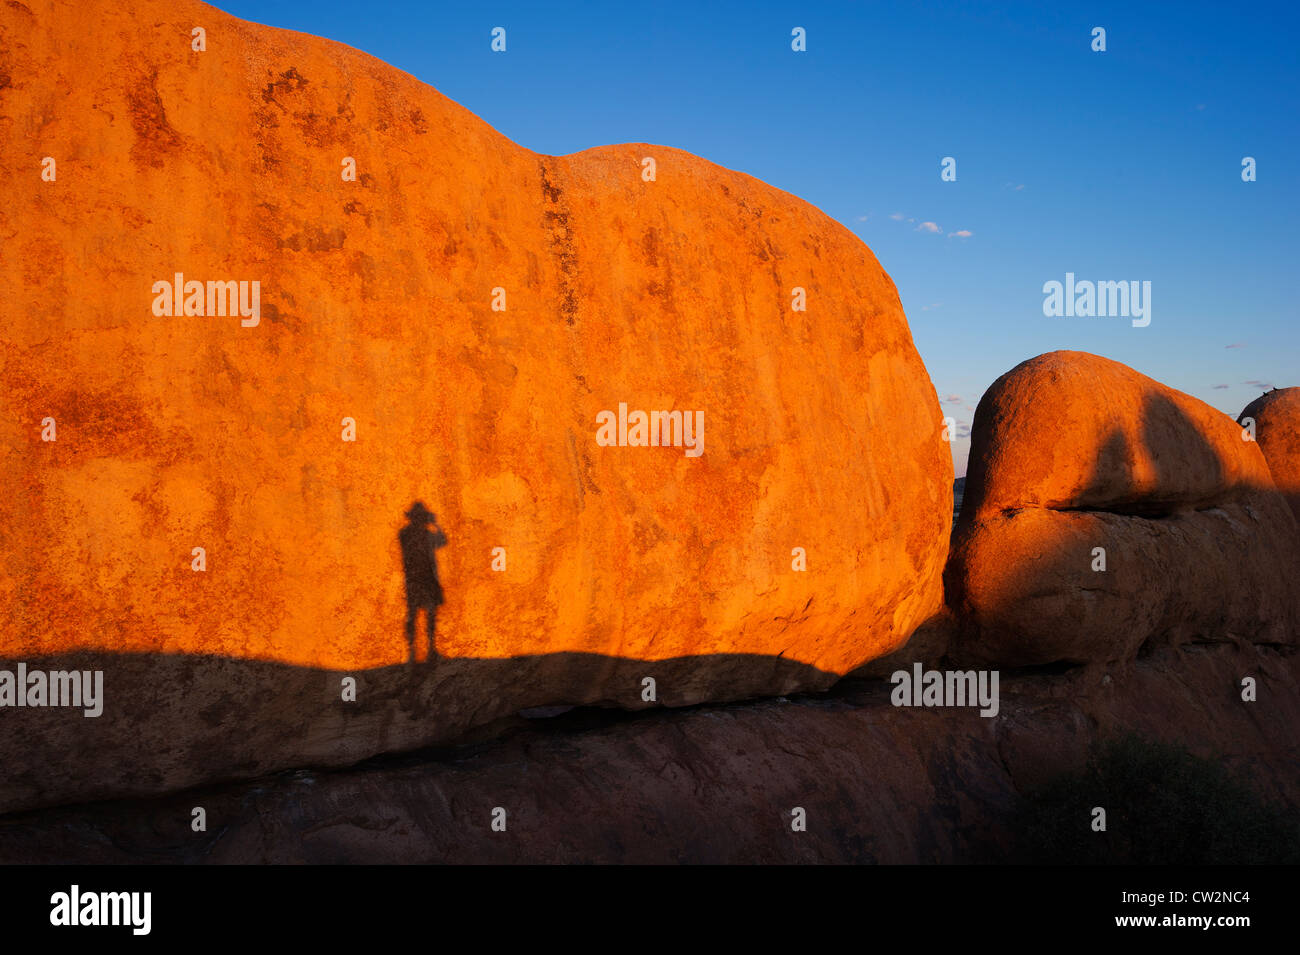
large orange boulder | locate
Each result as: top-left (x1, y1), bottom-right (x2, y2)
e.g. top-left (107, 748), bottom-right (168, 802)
top-left (1239, 388), bottom-right (1300, 522)
top-left (0, 0), bottom-right (949, 809)
top-left (947, 352), bottom-right (1300, 666)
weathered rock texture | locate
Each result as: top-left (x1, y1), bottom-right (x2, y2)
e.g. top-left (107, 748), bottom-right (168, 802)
top-left (2, 640), bottom-right (1296, 863)
top-left (947, 351), bottom-right (1300, 667)
top-left (1240, 388), bottom-right (1300, 522)
top-left (0, 0), bottom-right (950, 811)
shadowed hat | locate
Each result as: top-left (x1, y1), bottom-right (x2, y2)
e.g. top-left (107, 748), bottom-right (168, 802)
top-left (405, 501), bottom-right (435, 522)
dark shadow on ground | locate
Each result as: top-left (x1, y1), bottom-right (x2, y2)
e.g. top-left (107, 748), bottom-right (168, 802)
top-left (0, 647), bottom-right (843, 817)
top-left (2, 641), bottom-right (1298, 864)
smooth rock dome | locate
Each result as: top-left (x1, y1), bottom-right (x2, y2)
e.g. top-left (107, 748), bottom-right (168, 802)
top-left (0, 0), bottom-right (950, 809)
top-left (1239, 388), bottom-right (1300, 522)
top-left (947, 351), bottom-right (1300, 666)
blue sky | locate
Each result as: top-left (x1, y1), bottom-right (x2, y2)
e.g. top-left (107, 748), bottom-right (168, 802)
top-left (218, 0), bottom-right (1299, 475)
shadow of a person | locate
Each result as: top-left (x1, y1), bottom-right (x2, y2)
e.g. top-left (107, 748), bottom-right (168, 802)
top-left (398, 501), bottom-right (447, 664)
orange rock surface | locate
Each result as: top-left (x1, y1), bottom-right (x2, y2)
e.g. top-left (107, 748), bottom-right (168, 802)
top-left (1239, 388), bottom-right (1300, 522)
top-left (948, 352), bottom-right (1300, 666)
top-left (0, 0), bottom-right (949, 775)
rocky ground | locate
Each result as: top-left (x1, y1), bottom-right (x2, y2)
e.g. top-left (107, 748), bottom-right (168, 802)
top-left (2, 636), bottom-right (1294, 864)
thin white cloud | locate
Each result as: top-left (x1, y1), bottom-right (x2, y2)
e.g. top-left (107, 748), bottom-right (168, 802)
top-left (916, 221), bottom-right (941, 233)
top-left (947, 230), bottom-right (972, 238)
top-left (889, 212), bottom-right (905, 221)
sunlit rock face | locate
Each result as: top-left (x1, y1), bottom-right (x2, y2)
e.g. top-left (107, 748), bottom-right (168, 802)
top-left (947, 351), bottom-right (1300, 667)
top-left (1240, 388), bottom-right (1300, 523)
top-left (0, 0), bottom-right (949, 810)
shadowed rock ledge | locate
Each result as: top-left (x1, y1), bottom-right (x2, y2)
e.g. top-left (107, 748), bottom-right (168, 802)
top-left (1, 638), bottom-right (1295, 864)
